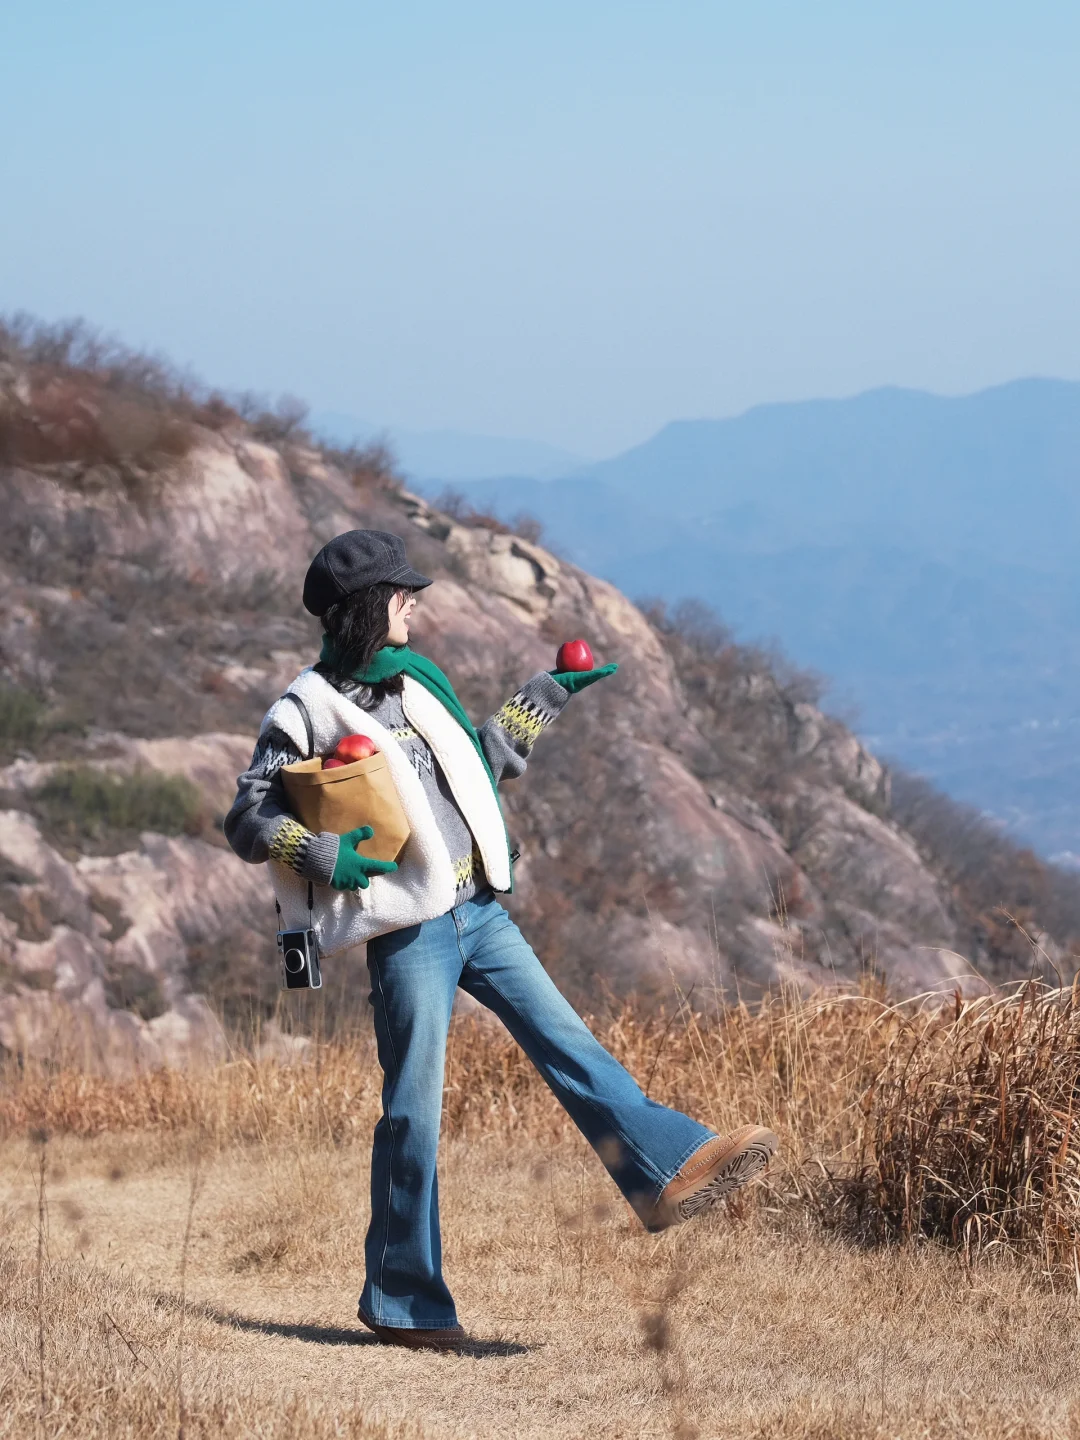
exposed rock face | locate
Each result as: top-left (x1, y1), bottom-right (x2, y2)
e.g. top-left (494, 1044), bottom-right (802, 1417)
top-left (0, 363), bottom-right (1000, 1061)
top-left (0, 806), bottom-right (243, 1066)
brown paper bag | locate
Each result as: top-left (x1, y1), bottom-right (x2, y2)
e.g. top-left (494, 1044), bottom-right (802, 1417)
top-left (281, 753), bottom-right (410, 863)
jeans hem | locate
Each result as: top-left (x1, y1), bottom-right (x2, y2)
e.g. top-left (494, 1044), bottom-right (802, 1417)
top-left (359, 1304), bottom-right (461, 1331)
top-left (651, 1130), bottom-right (718, 1201)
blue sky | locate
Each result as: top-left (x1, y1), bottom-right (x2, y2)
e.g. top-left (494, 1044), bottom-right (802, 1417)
top-left (2, 2), bottom-right (1079, 454)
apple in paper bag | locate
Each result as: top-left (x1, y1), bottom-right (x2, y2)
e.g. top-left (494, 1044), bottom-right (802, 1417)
top-left (334, 733), bottom-right (378, 763)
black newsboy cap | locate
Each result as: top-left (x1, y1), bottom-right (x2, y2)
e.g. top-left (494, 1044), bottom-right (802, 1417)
top-left (302, 530), bottom-right (432, 616)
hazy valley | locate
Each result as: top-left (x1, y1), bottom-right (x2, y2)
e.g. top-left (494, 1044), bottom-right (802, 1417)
top-left (404, 379), bottom-right (1080, 858)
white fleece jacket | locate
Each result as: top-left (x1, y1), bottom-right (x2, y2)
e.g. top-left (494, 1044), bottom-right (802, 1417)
top-left (263, 668), bottom-right (512, 955)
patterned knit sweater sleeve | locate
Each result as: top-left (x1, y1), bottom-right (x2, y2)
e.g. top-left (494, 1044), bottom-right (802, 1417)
top-left (223, 726), bottom-right (339, 885)
top-left (479, 672), bottom-right (570, 784)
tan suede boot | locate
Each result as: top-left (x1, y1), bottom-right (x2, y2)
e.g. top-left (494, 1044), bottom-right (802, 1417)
top-left (360, 1316), bottom-right (468, 1352)
top-left (645, 1125), bottom-right (778, 1232)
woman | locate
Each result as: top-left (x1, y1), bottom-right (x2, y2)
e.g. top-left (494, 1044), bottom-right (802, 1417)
top-left (226, 528), bottom-right (777, 1351)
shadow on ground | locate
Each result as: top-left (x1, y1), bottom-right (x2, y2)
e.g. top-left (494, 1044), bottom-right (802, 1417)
top-left (154, 1293), bottom-right (533, 1358)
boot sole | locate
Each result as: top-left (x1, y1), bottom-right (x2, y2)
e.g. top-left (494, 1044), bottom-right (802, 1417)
top-left (675, 1128), bottom-right (777, 1222)
top-left (646, 1126), bottom-right (778, 1231)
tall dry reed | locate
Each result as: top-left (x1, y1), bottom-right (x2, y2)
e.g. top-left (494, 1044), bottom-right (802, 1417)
top-left (835, 979), bottom-right (1080, 1271)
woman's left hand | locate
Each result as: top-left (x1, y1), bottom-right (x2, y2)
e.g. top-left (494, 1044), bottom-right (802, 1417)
top-left (549, 662), bottom-right (618, 695)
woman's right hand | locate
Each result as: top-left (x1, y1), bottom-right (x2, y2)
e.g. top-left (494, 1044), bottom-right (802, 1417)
top-left (331, 826), bottom-right (399, 891)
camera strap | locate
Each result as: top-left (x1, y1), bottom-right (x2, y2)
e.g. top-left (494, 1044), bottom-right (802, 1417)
top-left (275, 881), bottom-right (315, 925)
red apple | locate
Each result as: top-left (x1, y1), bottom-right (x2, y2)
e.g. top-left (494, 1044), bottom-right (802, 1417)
top-left (556, 639), bottom-right (594, 672)
top-left (323, 756), bottom-right (347, 769)
top-left (334, 733), bottom-right (378, 763)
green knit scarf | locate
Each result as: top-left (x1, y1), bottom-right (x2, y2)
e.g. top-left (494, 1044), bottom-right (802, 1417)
top-left (319, 639), bottom-right (500, 800)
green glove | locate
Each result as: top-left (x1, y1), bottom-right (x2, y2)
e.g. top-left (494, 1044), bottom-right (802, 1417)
top-left (549, 662), bottom-right (618, 695)
top-left (331, 826), bottom-right (399, 891)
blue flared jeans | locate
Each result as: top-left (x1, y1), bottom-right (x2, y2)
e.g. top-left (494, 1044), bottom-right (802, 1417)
top-left (359, 892), bottom-right (712, 1330)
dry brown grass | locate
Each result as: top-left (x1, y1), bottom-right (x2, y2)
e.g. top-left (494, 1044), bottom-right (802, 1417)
top-left (2, 984), bottom-right (1080, 1437)
top-left (6, 983), bottom-right (1079, 1271)
top-left (835, 981), bottom-right (1080, 1268)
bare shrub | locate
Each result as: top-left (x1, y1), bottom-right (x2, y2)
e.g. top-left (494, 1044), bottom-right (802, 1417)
top-left (0, 314), bottom-right (231, 470)
top-left (0, 313), bottom-right (234, 425)
top-left (0, 373), bottom-right (199, 469)
top-left (891, 770), bottom-right (1080, 976)
top-left (0, 315), bottom-right (361, 478)
top-left (319, 437), bottom-right (402, 491)
top-left (233, 392), bottom-right (310, 444)
top-left (1, 314), bottom-right (193, 402)
top-left (644, 599), bottom-right (823, 807)
top-left (434, 487), bottom-right (507, 534)
top-left (422, 486), bottom-right (545, 542)
top-left (510, 510), bottom-right (544, 543)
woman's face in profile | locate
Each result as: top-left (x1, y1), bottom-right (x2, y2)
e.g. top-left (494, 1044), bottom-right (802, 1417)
top-left (386, 587), bottom-right (418, 645)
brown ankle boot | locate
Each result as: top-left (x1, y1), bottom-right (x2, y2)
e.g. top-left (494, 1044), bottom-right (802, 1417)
top-left (359, 1313), bottom-right (467, 1352)
top-left (645, 1125), bottom-right (778, 1232)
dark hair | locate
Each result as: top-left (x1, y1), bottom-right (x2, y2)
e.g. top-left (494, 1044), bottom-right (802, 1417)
top-left (314, 582), bottom-right (410, 700)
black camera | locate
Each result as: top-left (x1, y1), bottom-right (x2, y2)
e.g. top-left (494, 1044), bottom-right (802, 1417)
top-left (276, 927), bottom-right (322, 990)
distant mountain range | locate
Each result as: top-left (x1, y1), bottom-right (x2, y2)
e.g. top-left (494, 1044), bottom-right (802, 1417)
top-left (406, 379), bottom-right (1080, 860)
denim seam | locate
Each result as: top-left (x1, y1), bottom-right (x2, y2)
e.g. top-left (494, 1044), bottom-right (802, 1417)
top-left (370, 955), bottom-right (402, 1327)
top-left (462, 962), bottom-right (668, 1193)
top-left (453, 915), bottom-right (471, 970)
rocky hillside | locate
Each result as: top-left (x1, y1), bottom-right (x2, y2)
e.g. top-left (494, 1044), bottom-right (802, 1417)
top-left (0, 321), bottom-right (1074, 1062)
